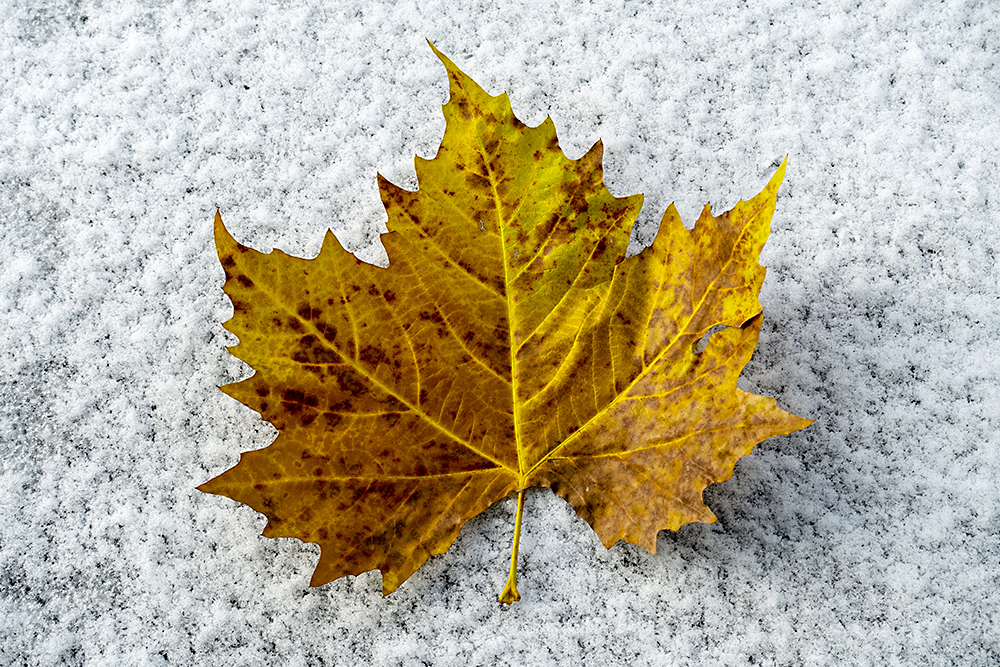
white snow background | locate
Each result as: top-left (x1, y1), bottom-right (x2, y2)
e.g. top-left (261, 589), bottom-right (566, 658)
top-left (2, 0), bottom-right (998, 664)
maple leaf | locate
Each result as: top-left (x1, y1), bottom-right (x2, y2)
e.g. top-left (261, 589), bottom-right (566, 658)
top-left (199, 43), bottom-right (812, 603)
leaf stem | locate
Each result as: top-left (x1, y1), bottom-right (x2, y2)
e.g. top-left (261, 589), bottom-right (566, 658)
top-left (498, 488), bottom-right (526, 605)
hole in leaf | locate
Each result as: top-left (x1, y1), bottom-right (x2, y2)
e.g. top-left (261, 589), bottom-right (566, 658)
top-left (693, 324), bottom-right (728, 353)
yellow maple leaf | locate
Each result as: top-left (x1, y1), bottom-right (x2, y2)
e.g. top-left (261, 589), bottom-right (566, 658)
top-left (199, 43), bottom-right (812, 603)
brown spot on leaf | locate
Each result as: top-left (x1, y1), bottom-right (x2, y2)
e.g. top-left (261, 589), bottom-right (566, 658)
top-left (282, 389), bottom-right (318, 407)
top-left (593, 237), bottom-right (608, 257)
top-left (321, 412), bottom-right (341, 429)
top-left (294, 334), bottom-right (339, 365)
top-left (384, 396), bottom-right (407, 412)
top-left (315, 322), bottom-right (337, 342)
top-left (465, 172), bottom-right (490, 189)
top-left (337, 371), bottom-right (368, 395)
top-left (359, 345), bottom-right (387, 367)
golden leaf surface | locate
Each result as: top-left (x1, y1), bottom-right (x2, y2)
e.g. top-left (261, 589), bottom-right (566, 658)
top-left (199, 43), bottom-right (812, 603)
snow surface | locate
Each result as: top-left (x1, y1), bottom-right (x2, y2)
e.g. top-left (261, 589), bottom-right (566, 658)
top-left (2, 0), bottom-right (998, 665)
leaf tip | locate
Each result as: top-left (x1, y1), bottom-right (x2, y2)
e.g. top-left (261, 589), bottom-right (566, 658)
top-left (213, 209), bottom-right (238, 258)
top-left (662, 201), bottom-right (682, 226)
top-left (427, 39), bottom-right (459, 78)
top-left (196, 474), bottom-right (223, 497)
top-left (427, 41), bottom-right (494, 116)
top-left (770, 155), bottom-right (788, 191)
top-left (213, 208), bottom-right (225, 238)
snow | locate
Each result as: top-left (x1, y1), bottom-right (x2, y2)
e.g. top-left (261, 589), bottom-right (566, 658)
top-left (2, 0), bottom-right (998, 664)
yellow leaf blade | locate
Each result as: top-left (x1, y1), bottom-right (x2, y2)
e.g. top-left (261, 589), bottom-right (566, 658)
top-left (200, 47), bottom-right (811, 600)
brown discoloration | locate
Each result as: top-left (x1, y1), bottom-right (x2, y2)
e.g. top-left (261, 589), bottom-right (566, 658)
top-left (293, 334), bottom-right (339, 365)
top-left (418, 310), bottom-right (444, 325)
top-left (314, 322), bottom-right (337, 343)
top-left (465, 172), bottom-right (490, 189)
top-left (282, 389), bottom-right (319, 408)
top-left (337, 370), bottom-right (368, 395)
top-left (592, 237), bottom-right (608, 259)
top-left (358, 344), bottom-right (387, 367)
